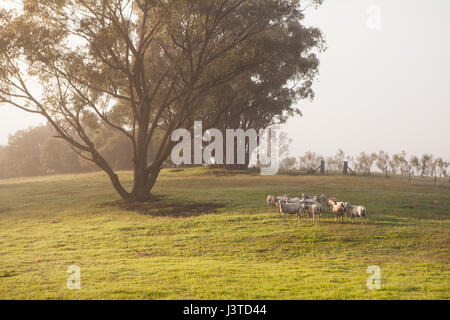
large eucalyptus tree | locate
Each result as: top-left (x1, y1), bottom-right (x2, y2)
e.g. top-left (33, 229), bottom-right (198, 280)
top-left (0, 0), bottom-right (323, 201)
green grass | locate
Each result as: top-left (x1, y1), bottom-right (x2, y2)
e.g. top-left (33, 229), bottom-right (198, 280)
top-left (0, 168), bottom-right (449, 299)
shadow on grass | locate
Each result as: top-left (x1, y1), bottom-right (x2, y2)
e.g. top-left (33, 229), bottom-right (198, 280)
top-left (99, 196), bottom-right (227, 217)
top-left (0, 271), bottom-right (18, 279)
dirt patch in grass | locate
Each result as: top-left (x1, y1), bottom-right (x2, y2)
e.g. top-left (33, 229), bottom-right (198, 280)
top-left (99, 197), bottom-right (227, 217)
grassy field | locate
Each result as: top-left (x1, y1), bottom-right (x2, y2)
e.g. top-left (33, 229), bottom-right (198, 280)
top-left (0, 168), bottom-right (448, 299)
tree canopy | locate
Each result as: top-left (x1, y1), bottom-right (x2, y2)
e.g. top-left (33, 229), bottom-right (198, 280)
top-left (0, 0), bottom-right (324, 201)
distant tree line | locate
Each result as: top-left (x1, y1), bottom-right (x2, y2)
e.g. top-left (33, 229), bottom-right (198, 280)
top-left (280, 149), bottom-right (449, 178)
top-left (0, 126), bottom-right (295, 178)
top-left (0, 125), bottom-right (140, 179)
top-left (1, 125), bottom-right (447, 180)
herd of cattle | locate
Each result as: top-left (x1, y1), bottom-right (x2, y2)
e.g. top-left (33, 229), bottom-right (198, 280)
top-left (266, 193), bottom-right (367, 224)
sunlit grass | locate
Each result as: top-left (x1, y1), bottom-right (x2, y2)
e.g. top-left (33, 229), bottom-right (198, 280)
top-left (0, 168), bottom-right (448, 299)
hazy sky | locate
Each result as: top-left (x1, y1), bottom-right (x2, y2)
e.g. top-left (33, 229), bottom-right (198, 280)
top-left (286, 0), bottom-right (450, 159)
top-left (0, 0), bottom-right (449, 159)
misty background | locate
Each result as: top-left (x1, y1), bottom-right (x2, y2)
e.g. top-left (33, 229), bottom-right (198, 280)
top-left (0, 0), bottom-right (449, 159)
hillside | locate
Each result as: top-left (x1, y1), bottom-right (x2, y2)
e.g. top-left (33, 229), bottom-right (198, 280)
top-left (0, 169), bottom-right (449, 299)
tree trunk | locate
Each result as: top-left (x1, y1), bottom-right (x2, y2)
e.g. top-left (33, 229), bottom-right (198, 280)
top-left (131, 163), bottom-right (151, 202)
top-left (130, 120), bottom-right (151, 202)
top-left (108, 171), bottom-right (132, 200)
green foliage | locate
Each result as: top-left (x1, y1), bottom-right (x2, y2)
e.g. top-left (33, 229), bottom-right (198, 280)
top-left (280, 157), bottom-right (297, 170)
top-left (0, 126), bottom-right (52, 178)
top-left (298, 151), bottom-right (323, 171)
top-left (0, 124), bottom-right (140, 178)
top-left (0, 0), bottom-right (325, 201)
top-left (97, 131), bottom-right (133, 171)
top-left (40, 137), bottom-right (81, 174)
top-left (420, 154), bottom-right (434, 177)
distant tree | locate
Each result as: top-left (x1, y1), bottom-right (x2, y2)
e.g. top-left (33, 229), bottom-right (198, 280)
top-left (40, 137), bottom-right (82, 174)
top-left (0, 126), bottom-right (52, 178)
top-left (420, 154), bottom-right (433, 177)
top-left (442, 160), bottom-right (449, 177)
top-left (326, 156), bottom-right (338, 172)
top-left (358, 152), bottom-right (377, 175)
top-left (323, 149), bottom-right (345, 173)
top-left (347, 155), bottom-right (355, 172)
top-left (335, 149), bottom-right (346, 171)
top-left (410, 155), bottom-right (420, 175)
top-left (368, 152), bottom-right (378, 175)
top-left (430, 157), bottom-right (441, 178)
top-left (355, 152), bottom-right (367, 175)
top-left (376, 150), bottom-right (389, 174)
top-left (280, 157), bottom-right (298, 170)
top-left (390, 153), bottom-right (401, 175)
top-left (434, 157), bottom-right (449, 177)
top-left (435, 158), bottom-right (449, 177)
top-left (395, 151), bottom-right (409, 175)
top-left (299, 151), bottom-right (323, 172)
top-left (98, 132), bottom-right (133, 171)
